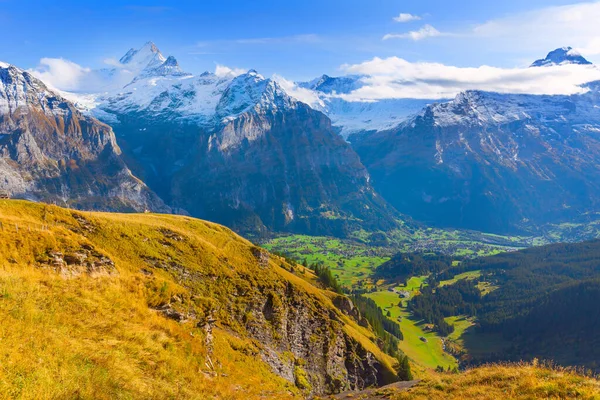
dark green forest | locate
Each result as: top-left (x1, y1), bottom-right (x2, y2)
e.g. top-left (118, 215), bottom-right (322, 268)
top-left (391, 240), bottom-right (600, 371)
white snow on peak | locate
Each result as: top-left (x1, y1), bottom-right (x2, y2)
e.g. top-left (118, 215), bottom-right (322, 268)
top-left (416, 86), bottom-right (600, 129)
top-left (0, 62), bottom-right (73, 117)
top-left (119, 41), bottom-right (166, 72)
top-left (91, 56), bottom-right (298, 128)
top-left (130, 55), bottom-right (191, 82)
top-left (531, 47), bottom-right (592, 67)
top-left (292, 74), bottom-right (433, 137)
top-left (19, 41), bottom-right (434, 136)
top-left (216, 71), bottom-right (296, 119)
top-left (299, 74), bottom-right (365, 94)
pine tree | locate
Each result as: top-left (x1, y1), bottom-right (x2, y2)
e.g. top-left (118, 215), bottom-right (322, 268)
top-left (397, 355), bottom-right (413, 381)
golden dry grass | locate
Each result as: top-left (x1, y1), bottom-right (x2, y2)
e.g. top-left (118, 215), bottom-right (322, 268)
top-left (0, 200), bottom-right (398, 399)
top-left (387, 362), bottom-right (600, 399)
top-left (0, 201), bottom-right (304, 399)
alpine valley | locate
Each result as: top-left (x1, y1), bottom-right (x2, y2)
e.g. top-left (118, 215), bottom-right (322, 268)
top-left (3, 37), bottom-right (600, 400)
top-left (52, 43), bottom-right (600, 240)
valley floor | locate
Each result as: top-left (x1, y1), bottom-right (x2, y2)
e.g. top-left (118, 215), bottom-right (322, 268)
top-left (263, 233), bottom-right (493, 372)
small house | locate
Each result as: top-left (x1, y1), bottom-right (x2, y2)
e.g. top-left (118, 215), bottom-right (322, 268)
top-left (0, 192), bottom-right (10, 199)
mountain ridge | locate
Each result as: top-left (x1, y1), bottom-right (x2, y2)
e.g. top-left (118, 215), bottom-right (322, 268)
top-left (77, 42), bottom-right (399, 237)
top-left (351, 80), bottom-right (600, 233)
top-left (531, 46), bottom-right (592, 67)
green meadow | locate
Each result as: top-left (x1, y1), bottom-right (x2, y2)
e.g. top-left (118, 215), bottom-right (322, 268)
top-left (365, 281), bottom-right (458, 371)
top-left (263, 231), bottom-right (525, 371)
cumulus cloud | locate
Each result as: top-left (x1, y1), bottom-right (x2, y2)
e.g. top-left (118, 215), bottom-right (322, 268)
top-left (393, 13), bottom-right (421, 23)
top-left (338, 57), bottom-right (600, 101)
top-left (103, 58), bottom-right (125, 68)
top-left (472, 1), bottom-right (600, 56)
top-left (272, 74), bottom-right (324, 108)
top-left (29, 58), bottom-right (92, 92)
top-left (383, 25), bottom-right (446, 41)
top-left (214, 64), bottom-right (247, 77)
top-left (29, 57), bottom-right (138, 93)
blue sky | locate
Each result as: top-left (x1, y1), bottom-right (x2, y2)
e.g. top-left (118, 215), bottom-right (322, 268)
top-left (2, 0), bottom-right (599, 81)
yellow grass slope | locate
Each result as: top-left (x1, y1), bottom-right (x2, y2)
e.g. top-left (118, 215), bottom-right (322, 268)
top-left (385, 362), bottom-right (600, 399)
top-left (0, 200), bottom-right (396, 399)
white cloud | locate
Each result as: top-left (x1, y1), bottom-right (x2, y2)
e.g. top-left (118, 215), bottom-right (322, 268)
top-left (102, 58), bottom-right (124, 68)
top-left (338, 56), bottom-right (600, 101)
top-left (214, 64), bottom-right (247, 77)
top-left (383, 25), bottom-right (445, 41)
top-left (272, 74), bottom-right (324, 108)
top-left (29, 57), bottom-right (138, 93)
top-left (393, 13), bottom-right (421, 23)
top-left (29, 58), bottom-right (92, 92)
top-left (472, 1), bottom-right (600, 56)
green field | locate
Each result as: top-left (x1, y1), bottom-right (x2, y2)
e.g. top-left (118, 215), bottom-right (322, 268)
top-left (262, 230), bottom-right (530, 371)
top-left (262, 235), bottom-right (389, 287)
top-left (439, 270), bottom-right (481, 287)
top-left (445, 316), bottom-right (474, 343)
top-left (366, 286), bottom-right (458, 370)
top-left (263, 228), bottom-right (526, 290)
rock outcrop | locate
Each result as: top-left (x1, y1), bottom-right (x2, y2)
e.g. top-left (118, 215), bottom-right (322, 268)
top-left (243, 282), bottom-right (390, 395)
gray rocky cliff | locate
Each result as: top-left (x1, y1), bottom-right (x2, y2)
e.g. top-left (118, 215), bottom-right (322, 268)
top-left (0, 63), bottom-right (168, 212)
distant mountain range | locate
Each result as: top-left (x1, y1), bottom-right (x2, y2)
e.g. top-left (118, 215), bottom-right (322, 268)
top-left (297, 74), bottom-right (433, 137)
top-left (4, 43), bottom-right (600, 237)
top-left (351, 51), bottom-right (600, 234)
top-left (46, 43), bottom-right (398, 237)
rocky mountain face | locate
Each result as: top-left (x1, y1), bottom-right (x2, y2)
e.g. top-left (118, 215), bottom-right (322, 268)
top-left (90, 43), bottom-right (396, 237)
top-left (239, 266), bottom-right (393, 394)
top-left (0, 62), bottom-right (167, 212)
top-left (351, 82), bottom-right (600, 234)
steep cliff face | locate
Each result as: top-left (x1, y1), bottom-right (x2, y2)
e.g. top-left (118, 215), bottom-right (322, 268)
top-left (239, 277), bottom-right (391, 394)
top-left (93, 48), bottom-right (397, 236)
top-left (0, 200), bottom-right (398, 397)
top-left (0, 63), bottom-right (167, 212)
top-left (352, 86), bottom-right (600, 233)
top-left (165, 100), bottom-right (395, 237)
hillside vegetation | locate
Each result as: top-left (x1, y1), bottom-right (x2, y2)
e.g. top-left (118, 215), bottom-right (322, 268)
top-left (402, 240), bottom-right (600, 370)
top-left (0, 200), bottom-right (399, 399)
top-left (384, 362), bottom-right (600, 399)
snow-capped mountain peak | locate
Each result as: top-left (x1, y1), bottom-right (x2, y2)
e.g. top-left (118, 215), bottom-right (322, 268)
top-left (119, 41), bottom-right (166, 72)
top-left (299, 74), bottom-right (365, 94)
top-left (530, 47), bottom-right (592, 67)
top-left (216, 70), bottom-right (295, 118)
top-left (132, 55), bottom-right (191, 82)
top-left (0, 62), bottom-right (69, 117)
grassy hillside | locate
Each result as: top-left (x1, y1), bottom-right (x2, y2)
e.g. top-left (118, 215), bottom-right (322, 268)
top-left (384, 362), bottom-right (600, 399)
top-left (0, 200), bottom-right (398, 399)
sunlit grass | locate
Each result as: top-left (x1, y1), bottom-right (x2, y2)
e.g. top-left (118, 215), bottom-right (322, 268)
top-left (387, 362), bottom-right (600, 399)
top-left (0, 200), bottom-right (397, 399)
